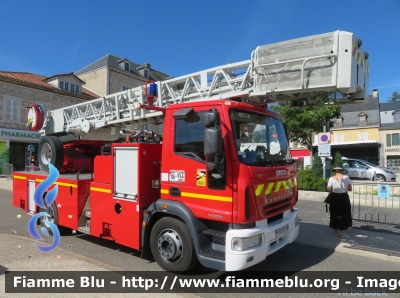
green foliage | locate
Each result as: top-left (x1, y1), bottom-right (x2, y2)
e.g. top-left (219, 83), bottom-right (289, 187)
top-left (297, 168), bottom-right (327, 191)
top-left (252, 129), bottom-right (266, 143)
top-left (270, 98), bottom-right (341, 150)
top-left (330, 151), bottom-right (343, 173)
top-left (388, 91), bottom-right (400, 102)
top-left (311, 152), bottom-right (323, 178)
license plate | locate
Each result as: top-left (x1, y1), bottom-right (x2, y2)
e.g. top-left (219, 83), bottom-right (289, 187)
top-left (275, 224), bottom-right (289, 238)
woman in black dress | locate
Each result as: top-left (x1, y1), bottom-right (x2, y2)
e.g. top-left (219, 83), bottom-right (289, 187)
top-left (326, 165), bottom-right (353, 239)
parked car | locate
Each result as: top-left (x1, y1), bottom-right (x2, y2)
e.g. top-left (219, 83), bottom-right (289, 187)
top-left (342, 157), bottom-right (396, 182)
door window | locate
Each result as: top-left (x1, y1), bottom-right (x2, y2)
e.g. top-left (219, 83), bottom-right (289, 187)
top-left (174, 111), bottom-right (225, 190)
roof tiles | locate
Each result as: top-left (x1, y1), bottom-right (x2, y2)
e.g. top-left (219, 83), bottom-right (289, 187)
top-left (0, 71), bottom-right (98, 98)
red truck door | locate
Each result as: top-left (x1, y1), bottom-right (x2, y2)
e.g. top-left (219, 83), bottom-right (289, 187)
top-left (162, 105), bottom-right (233, 222)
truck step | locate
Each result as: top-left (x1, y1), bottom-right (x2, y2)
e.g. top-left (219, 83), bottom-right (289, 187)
top-left (78, 226), bottom-right (90, 234)
top-left (202, 229), bottom-right (226, 245)
top-left (201, 249), bottom-right (225, 261)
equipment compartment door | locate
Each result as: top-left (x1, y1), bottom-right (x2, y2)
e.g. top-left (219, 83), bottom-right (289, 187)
top-left (114, 147), bottom-right (138, 200)
top-left (28, 179), bottom-right (36, 213)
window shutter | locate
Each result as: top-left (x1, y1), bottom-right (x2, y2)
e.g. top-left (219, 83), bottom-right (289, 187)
top-left (4, 97), bottom-right (19, 121)
top-left (393, 133), bottom-right (400, 146)
top-left (387, 134), bottom-right (392, 147)
top-left (12, 99), bottom-right (18, 121)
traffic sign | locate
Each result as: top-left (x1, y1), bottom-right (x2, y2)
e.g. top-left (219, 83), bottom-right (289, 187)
top-left (318, 132), bottom-right (331, 145)
top-left (28, 145), bottom-right (35, 152)
top-left (318, 144), bottom-right (331, 157)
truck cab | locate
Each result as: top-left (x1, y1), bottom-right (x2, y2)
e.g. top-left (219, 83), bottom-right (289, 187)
top-left (145, 99), bottom-right (299, 271)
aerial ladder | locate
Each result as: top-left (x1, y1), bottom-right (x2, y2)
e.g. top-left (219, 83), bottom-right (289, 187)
top-left (27, 30), bottom-right (369, 170)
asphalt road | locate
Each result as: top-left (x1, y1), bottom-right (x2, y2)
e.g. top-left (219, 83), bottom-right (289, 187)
top-left (2, 187), bottom-right (400, 297)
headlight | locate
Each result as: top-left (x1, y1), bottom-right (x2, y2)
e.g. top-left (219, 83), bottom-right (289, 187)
top-left (232, 234), bottom-right (262, 251)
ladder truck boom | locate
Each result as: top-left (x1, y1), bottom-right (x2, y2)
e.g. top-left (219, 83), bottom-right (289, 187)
top-left (37, 30), bottom-right (369, 141)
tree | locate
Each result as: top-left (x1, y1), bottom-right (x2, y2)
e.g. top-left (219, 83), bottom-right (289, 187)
top-left (311, 152), bottom-right (323, 178)
top-left (330, 151), bottom-right (343, 173)
top-left (388, 91), bottom-right (400, 102)
top-left (270, 99), bottom-right (341, 150)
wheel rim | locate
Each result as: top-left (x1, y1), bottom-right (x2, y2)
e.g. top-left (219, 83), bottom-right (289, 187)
top-left (42, 205), bottom-right (55, 227)
top-left (40, 143), bottom-right (52, 165)
top-left (157, 229), bottom-right (183, 262)
top-left (376, 175), bottom-right (385, 182)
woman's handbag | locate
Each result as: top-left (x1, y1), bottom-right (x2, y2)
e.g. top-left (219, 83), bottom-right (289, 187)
top-left (324, 192), bottom-right (332, 204)
top-left (324, 192), bottom-right (332, 213)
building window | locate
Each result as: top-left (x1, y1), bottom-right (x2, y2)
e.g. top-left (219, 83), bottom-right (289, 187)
top-left (386, 133), bottom-right (400, 147)
top-left (75, 85), bottom-right (80, 93)
top-left (359, 113), bottom-right (367, 125)
top-left (3, 96), bottom-right (20, 122)
top-left (393, 134), bottom-right (400, 146)
top-left (393, 110), bottom-right (400, 123)
top-left (358, 132), bottom-right (368, 141)
top-left (144, 69), bottom-right (149, 78)
top-left (387, 156), bottom-right (400, 171)
top-left (124, 62), bottom-right (130, 71)
top-left (59, 82), bottom-right (64, 89)
top-left (71, 84), bottom-right (75, 92)
top-left (36, 102), bottom-right (50, 115)
top-left (334, 117), bottom-right (343, 127)
top-left (334, 133), bottom-right (344, 142)
top-left (65, 83), bottom-right (69, 91)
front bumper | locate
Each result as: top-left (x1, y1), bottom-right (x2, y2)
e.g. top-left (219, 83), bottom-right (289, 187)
top-left (225, 208), bottom-right (299, 271)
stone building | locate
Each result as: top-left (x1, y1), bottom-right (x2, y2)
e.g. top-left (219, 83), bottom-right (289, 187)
top-left (74, 55), bottom-right (171, 96)
top-left (379, 100), bottom-right (400, 170)
top-left (0, 72), bottom-right (98, 171)
top-left (74, 55), bottom-right (172, 135)
top-left (313, 90), bottom-right (381, 165)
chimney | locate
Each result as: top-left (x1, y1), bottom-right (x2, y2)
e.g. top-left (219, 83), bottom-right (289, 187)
top-left (372, 89), bottom-right (379, 98)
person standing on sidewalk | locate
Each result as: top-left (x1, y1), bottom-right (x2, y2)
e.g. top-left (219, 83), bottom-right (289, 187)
top-left (326, 165), bottom-right (352, 239)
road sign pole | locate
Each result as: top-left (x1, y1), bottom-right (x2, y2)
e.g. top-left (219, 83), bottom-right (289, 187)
top-left (29, 145), bottom-right (32, 171)
top-left (323, 127), bottom-right (326, 179)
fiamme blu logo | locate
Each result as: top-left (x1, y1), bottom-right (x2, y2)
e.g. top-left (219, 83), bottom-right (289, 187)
top-left (27, 164), bottom-right (61, 252)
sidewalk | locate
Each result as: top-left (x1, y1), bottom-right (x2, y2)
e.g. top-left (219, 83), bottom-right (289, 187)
top-left (0, 178), bottom-right (195, 297)
top-left (1, 178), bottom-right (400, 295)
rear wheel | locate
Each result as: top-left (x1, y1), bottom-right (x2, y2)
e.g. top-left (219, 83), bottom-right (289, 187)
top-left (375, 174), bottom-right (386, 182)
top-left (38, 136), bottom-right (64, 171)
top-left (150, 217), bottom-right (198, 272)
top-left (39, 202), bottom-right (61, 235)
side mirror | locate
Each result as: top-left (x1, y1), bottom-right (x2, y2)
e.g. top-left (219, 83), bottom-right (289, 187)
top-left (204, 108), bottom-right (222, 157)
top-left (204, 127), bottom-right (222, 157)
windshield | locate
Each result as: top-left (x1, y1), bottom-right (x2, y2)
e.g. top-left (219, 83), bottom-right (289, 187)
top-left (358, 160), bottom-right (379, 168)
top-left (230, 109), bottom-right (291, 166)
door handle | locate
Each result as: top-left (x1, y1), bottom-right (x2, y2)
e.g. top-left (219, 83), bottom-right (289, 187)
top-left (170, 187), bottom-right (181, 197)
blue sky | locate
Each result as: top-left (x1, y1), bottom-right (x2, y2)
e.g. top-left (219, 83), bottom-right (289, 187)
top-left (1, 0), bottom-right (399, 102)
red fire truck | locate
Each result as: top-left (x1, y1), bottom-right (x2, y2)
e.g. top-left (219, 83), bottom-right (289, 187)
top-left (13, 30), bottom-right (369, 272)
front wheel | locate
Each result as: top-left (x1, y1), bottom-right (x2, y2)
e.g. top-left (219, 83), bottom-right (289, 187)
top-left (150, 217), bottom-right (198, 272)
top-left (375, 174), bottom-right (386, 182)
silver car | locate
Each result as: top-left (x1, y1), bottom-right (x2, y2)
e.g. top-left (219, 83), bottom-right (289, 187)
top-left (342, 158), bottom-right (396, 182)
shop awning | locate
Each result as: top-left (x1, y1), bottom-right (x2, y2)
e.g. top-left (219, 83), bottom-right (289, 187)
top-left (290, 149), bottom-right (311, 160)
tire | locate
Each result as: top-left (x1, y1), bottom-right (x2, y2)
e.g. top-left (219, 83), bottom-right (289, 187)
top-left (375, 174), bottom-right (386, 182)
top-left (38, 136), bottom-right (64, 171)
top-left (39, 202), bottom-right (60, 236)
top-left (150, 217), bottom-right (198, 272)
